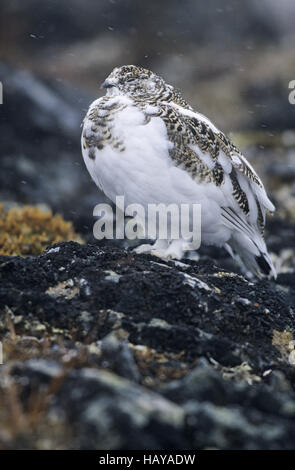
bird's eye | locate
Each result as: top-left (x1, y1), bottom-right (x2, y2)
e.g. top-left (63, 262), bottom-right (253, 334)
top-left (126, 77), bottom-right (136, 83)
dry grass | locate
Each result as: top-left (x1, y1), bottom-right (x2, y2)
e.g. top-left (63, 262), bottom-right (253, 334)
top-left (0, 204), bottom-right (83, 256)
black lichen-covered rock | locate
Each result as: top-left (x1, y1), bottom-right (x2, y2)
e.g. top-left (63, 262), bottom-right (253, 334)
top-left (0, 241), bottom-right (295, 449)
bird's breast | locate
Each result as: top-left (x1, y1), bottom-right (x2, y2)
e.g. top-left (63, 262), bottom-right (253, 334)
top-left (82, 100), bottom-right (174, 207)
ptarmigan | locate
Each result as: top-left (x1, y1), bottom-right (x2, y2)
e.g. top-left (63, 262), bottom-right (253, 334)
top-left (81, 65), bottom-right (276, 278)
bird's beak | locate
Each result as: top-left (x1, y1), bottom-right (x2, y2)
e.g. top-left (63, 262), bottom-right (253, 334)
top-left (100, 80), bottom-right (115, 89)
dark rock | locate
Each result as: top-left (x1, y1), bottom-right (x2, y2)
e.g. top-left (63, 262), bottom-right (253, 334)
top-left (1, 242), bottom-right (294, 368)
top-left (10, 360), bottom-right (186, 450)
top-left (100, 333), bottom-right (141, 383)
top-left (0, 242), bottom-right (295, 449)
top-left (163, 360), bottom-right (295, 449)
top-left (185, 399), bottom-right (295, 450)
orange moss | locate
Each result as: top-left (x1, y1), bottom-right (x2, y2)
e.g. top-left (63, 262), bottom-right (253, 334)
top-left (0, 204), bottom-right (83, 256)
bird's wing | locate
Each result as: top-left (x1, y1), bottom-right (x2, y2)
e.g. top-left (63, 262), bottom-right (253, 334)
top-left (152, 101), bottom-right (274, 237)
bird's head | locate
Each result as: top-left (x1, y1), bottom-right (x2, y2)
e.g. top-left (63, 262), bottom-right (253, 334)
top-left (100, 65), bottom-right (167, 101)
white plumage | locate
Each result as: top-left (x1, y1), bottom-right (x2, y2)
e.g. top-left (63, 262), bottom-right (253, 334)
top-left (81, 65), bottom-right (276, 278)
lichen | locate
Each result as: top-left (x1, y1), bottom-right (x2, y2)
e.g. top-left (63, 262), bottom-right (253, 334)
top-left (272, 329), bottom-right (294, 364)
top-left (0, 204), bottom-right (83, 256)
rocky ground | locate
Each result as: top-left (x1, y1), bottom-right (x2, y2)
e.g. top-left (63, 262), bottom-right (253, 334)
top-left (0, 240), bottom-right (295, 449)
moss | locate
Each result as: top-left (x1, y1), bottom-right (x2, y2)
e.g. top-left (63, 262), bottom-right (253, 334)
top-left (0, 204), bottom-right (83, 256)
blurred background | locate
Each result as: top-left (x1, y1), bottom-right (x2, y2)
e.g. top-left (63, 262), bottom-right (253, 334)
top-left (1, 0), bottom-right (295, 264)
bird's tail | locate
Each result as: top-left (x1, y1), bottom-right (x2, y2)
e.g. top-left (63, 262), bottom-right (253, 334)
top-left (227, 235), bottom-right (276, 279)
top-left (221, 208), bottom-right (276, 279)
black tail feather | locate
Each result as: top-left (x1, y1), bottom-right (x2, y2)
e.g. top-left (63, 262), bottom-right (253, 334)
top-left (255, 254), bottom-right (272, 276)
